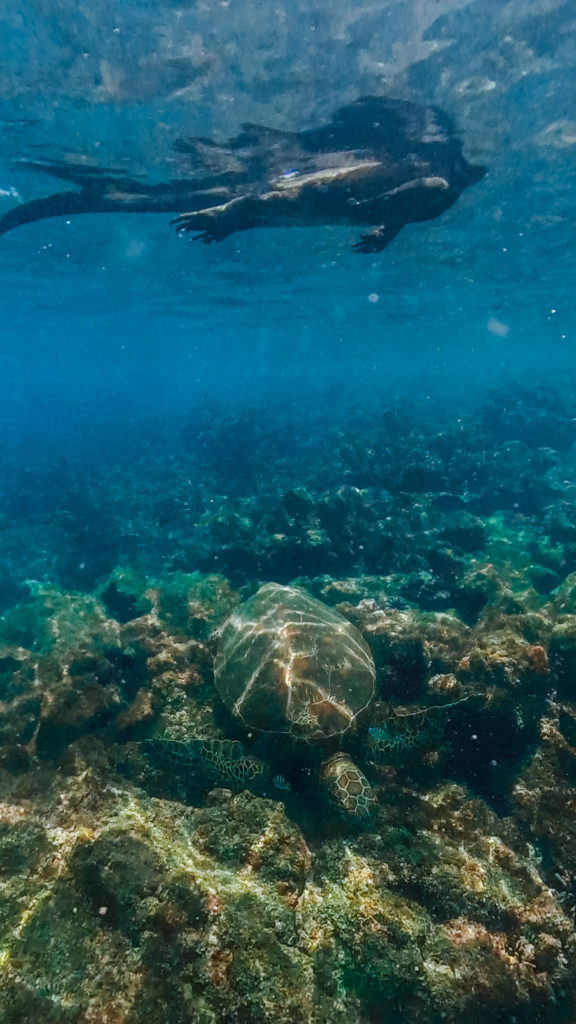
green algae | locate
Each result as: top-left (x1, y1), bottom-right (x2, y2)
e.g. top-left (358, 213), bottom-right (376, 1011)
top-left (0, 582), bottom-right (119, 655)
top-left (0, 569), bottom-right (575, 1021)
top-left (152, 571), bottom-right (240, 638)
top-left (100, 567), bottom-right (154, 624)
top-left (0, 753), bottom-right (574, 1024)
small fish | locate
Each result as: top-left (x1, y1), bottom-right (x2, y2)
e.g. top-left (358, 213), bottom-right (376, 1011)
top-left (272, 774), bottom-right (291, 791)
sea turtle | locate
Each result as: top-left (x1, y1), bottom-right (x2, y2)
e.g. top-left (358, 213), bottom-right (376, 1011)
top-left (146, 582), bottom-right (468, 821)
top-left (0, 95), bottom-right (486, 253)
top-left (148, 582), bottom-right (378, 820)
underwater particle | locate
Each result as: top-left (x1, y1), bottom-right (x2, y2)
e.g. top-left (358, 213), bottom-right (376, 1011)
top-left (487, 317), bottom-right (510, 337)
top-left (368, 293), bottom-right (379, 303)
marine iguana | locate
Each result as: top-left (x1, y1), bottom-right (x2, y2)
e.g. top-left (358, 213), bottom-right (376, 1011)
top-left (0, 95), bottom-right (486, 253)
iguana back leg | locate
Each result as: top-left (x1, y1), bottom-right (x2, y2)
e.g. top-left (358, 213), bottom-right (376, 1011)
top-left (353, 223), bottom-right (402, 253)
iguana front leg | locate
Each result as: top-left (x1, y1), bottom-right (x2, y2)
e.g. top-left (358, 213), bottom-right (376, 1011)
top-left (172, 195), bottom-right (263, 243)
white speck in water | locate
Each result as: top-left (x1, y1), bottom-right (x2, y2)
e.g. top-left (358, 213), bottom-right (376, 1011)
top-left (487, 317), bottom-right (509, 338)
top-left (368, 293), bottom-right (379, 303)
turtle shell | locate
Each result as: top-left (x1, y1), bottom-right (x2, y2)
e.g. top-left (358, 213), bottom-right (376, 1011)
top-left (214, 583), bottom-right (375, 739)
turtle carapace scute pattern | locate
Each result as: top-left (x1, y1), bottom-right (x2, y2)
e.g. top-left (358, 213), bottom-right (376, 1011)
top-left (214, 582), bottom-right (376, 740)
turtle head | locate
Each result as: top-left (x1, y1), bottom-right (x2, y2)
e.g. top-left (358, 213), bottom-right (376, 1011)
top-left (320, 752), bottom-right (377, 821)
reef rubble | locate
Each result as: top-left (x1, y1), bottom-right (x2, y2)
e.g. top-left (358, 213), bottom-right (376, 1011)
top-left (0, 563), bottom-right (574, 1022)
top-left (1, 388), bottom-right (576, 1020)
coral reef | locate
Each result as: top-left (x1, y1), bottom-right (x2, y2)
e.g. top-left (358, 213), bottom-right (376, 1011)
top-left (1, 386), bottom-right (576, 1020)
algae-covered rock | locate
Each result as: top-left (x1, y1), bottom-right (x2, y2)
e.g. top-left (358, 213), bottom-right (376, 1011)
top-left (1, 562), bottom-right (576, 1022)
top-left (100, 566), bottom-right (154, 623)
top-left (152, 571), bottom-right (241, 639)
top-left (548, 618), bottom-right (576, 697)
top-left (296, 781), bottom-right (576, 1021)
top-left (439, 510), bottom-right (487, 553)
top-left (0, 743), bottom-right (574, 1024)
top-left (0, 586), bottom-right (125, 758)
top-left (513, 698), bottom-right (576, 905)
top-left (0, 577), bottom-right (213, 764)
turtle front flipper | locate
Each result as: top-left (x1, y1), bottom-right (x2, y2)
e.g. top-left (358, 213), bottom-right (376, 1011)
top-left (353, 223), bottom-right (402, 253)
top-left (367, 698), bottom-right (471, 761)
top-left (367, 710), bottom-right (434, 758)
top-left (320, 752), bottom-right (377, 821)
top-left (145, 737), bottom-right (270, 792)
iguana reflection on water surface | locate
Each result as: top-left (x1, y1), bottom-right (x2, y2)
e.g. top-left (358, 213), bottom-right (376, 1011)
top-left (0, 95), bottom-right (486, 253)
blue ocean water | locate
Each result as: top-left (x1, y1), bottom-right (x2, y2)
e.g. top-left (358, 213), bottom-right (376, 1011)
top-left (0, 0), bottom-right (574, 465)
top-left (0, 0), bottom-right (574, 590)
top-left (1, 3), bottom-right (576, 1022)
